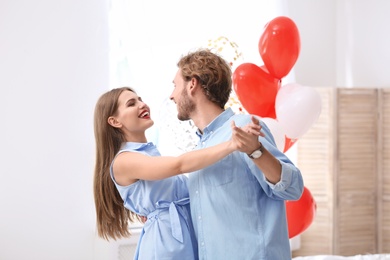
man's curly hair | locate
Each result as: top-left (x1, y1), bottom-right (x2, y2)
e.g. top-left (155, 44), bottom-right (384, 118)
top-left (177, 49), bottom-right (232, 109)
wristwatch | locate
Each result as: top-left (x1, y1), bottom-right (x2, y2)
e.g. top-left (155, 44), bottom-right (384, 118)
top-left (248, 142), bottom-right (263, 159)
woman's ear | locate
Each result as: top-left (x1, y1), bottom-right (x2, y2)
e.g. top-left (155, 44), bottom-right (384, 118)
top-left (107, 116), bottom-right (121, 128)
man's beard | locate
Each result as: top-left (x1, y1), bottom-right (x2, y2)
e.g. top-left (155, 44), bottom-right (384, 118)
top-left (177, 88), bottom-right (195, 121)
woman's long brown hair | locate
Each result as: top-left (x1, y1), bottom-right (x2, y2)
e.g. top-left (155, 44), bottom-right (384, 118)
top-left (93, 87), bottom-right (141, 240)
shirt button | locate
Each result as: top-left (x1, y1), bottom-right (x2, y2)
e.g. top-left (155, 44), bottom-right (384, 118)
top-left (198, 215), bottom-right (202, 220)
top-left (201, 242), bottom-right (205, 246)
top-left (195, 190), bottom-right (198, 194)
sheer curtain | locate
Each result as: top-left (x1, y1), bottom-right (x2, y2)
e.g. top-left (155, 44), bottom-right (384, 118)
top-left (109, 0), bottom-right (290, 154)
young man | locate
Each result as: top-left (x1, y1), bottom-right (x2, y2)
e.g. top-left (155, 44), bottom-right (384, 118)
top-left (170, 49), bottom-right (304, 260)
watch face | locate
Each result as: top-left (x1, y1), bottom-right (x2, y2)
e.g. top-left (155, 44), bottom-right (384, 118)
top-left (250, 150), bottom-right (262, 159)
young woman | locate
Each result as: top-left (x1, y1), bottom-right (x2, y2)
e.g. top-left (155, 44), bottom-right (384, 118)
top-left (93, 87), bottom-right (261, 260)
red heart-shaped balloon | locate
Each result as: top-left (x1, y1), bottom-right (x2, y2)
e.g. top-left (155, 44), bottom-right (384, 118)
top-left (259, 16), bottom-right (301, 79)
top-left (283, 137), bottom-right (297, 152)
top-left (286, 187), bottom-right (317, 238)
top-left (233, 63), bottom-right (280, 118)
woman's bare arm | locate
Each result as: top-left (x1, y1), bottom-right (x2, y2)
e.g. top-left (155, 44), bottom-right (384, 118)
top-left (113, 120), bottom-right (261, 186)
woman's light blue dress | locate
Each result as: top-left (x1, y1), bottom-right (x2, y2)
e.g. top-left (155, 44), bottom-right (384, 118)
top-left (110, 142), bottom-right (198, 260)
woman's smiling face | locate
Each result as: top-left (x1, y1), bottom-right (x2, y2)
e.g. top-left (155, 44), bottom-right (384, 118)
top-left (111, 90), bottom-right (154, 139)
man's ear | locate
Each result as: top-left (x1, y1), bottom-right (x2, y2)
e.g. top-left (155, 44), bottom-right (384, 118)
top-left (107, 116), bottom-right (121, 128)
top-left (189, 77), bottom-right (200, 92)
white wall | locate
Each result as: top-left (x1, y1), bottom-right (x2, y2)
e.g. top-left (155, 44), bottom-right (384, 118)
top-left (335, 0), bottom-right (390, 87)
top-left (287, 0), bottom-right (390, 87)
top-left (0, 0), bottom-right (389, 260)
top-left (0, 0), bottom-right (110, 259)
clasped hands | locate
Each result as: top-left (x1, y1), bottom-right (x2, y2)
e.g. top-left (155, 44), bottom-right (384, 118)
top-left (231, 116), bottom-right (264, 155)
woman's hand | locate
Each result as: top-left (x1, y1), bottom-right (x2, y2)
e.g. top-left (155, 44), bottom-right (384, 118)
top-left (231, 116), bottom-right (264, 154)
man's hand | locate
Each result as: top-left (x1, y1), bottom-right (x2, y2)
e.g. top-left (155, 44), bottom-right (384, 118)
top-left (231, 116), bottom-right (264, 154)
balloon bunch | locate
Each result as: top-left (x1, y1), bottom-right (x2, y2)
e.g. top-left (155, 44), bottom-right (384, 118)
top-left (232, 16), bottom-right (322, 153)
top-left (231, 16), bottom-right (319, 239)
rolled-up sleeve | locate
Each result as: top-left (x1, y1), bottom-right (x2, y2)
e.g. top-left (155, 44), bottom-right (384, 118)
top-left (266, 161), bottom-right (304, 200)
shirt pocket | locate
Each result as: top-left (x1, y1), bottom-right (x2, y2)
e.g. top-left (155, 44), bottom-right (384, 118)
top-left (202, 155), bottom-right (234, 187)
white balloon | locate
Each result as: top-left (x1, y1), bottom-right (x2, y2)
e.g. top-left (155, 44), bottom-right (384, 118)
top-left (275, 83), bottom-right (322, 139)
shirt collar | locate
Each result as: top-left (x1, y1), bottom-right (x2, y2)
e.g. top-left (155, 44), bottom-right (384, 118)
top-left (196, 108), bottom-right (234, 137)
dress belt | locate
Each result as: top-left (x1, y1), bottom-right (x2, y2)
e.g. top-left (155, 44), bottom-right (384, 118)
top-left (147, 197), bottom-right (190, 243)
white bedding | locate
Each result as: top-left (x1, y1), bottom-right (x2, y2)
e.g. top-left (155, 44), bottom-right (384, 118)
top-left (293, 255), bottom-right (390, 260)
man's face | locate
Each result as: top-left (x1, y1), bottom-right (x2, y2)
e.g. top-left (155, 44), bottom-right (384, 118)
top-left (170, 69), bottom-right (195, 121)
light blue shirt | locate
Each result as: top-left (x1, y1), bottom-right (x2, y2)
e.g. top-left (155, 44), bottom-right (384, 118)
top-left (188, 108), bottom-right (304, 260)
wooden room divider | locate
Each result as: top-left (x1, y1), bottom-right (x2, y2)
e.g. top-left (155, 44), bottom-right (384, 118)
top-left (292, 87), bottom-right (390, 257)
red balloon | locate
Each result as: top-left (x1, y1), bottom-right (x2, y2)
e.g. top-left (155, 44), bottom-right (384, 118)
top-left (233, 63), bottom-right (280, 118)
top-left (286, 187), bottom-right (316, 238)
top-left (283, 137), bottom-right (297, 153)
top-left (259, 16), bottom-right (301, 79)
